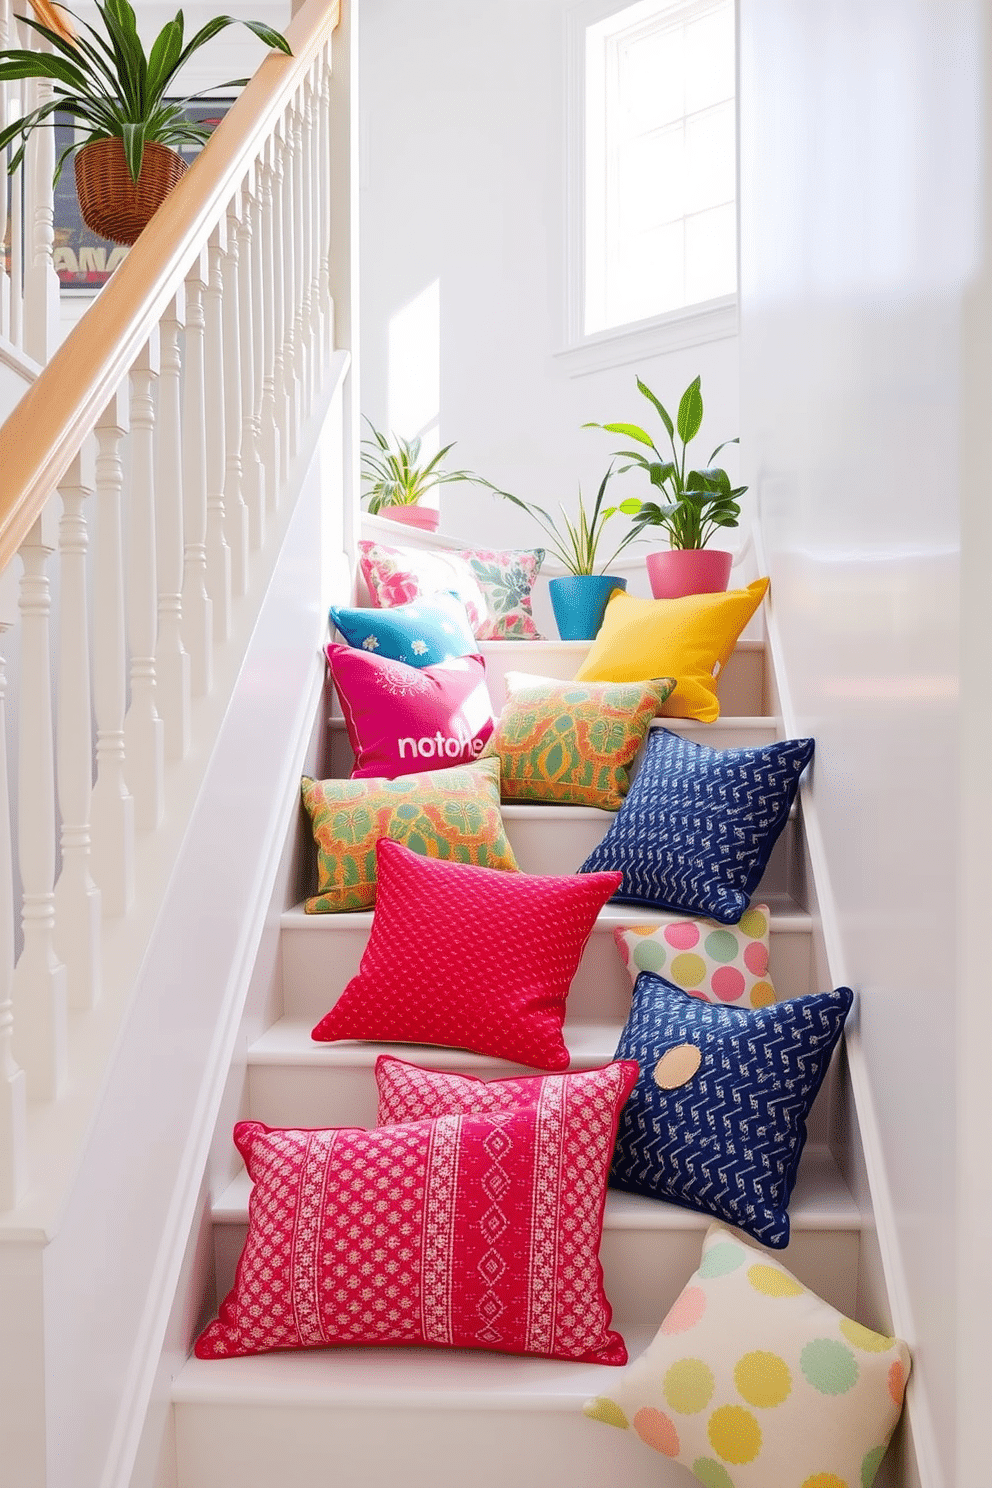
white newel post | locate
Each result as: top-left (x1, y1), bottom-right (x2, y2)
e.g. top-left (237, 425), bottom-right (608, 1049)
top-left (259, 145), bottom-right (281, 498)
top-left (24, 75), bottom-right (58, 364)
top-left (125, 341), bottom-right (165, 830)
top-left (205, 227), bottom-right (232, 641)
top-left (91, 389), bottom-right (136, 917)
top-left (0, 568), bottom-right (26, 1207)
top-left (237, 184), bottom-right (266, 552)
top-left (155, 299), bottom-right (191, 762)
top-left (222, 203), bottom-right (249, 598)
top-left (181, 251), bottom-right (213, 697)
top-left (12, 508), bottom-right (68, 1100)
top-left (54, 453), bottom-right (101, 1010)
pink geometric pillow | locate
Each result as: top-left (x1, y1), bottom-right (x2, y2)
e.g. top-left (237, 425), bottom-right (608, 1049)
top-left (376, 1054), bottom-right (638, 1126)
top-left (194, 1075), bottom-right (635, 1363)
top-left (326, 643), bottom-right (496, 779)
top-left (359, 538), bottom-right (545, 640)
top-left (311, 838), bottom-right (623, 1069)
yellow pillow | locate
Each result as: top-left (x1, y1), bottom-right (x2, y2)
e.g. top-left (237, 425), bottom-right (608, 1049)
top-left (575, 577), bottom-right (769, 722)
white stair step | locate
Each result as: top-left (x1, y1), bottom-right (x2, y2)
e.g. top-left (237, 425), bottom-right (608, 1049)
top-left (278, 893), bottom-right (813, 1025)
top-left (172, 1324), bottom-right (679, 1488)
top-left (476, 635), bottom-right (768, 717)
top-left (210, 1145), bottom-right (859, 1327)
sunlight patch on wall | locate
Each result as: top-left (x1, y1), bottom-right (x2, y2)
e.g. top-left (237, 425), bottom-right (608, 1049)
top-left (387, 278), bottom-right (441, 463)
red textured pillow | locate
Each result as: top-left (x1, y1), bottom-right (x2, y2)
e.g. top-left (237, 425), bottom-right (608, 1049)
top-left (311, 839), bottom-right (623, 1070)
top-left (195, 1063), bottom-right (638, 1364)
top-left (375, 1053), bottom-right (637, 1125)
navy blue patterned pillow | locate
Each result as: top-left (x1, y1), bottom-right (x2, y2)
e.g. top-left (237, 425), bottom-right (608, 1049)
top-left (611, 973), bottom-right (853, 1247)
top-left (579, 729), bottom-right (814, 924)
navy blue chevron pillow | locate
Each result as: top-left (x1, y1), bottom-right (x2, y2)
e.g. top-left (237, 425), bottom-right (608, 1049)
top-left (579, 729), bottom-right (814, 924)
top-left (611, 973), bottom-right (853, 1247)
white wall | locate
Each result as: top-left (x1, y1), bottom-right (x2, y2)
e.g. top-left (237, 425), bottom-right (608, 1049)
top-left (739, 3), bottom-right (989, 1484)
top-left (359, 0), bottom-right (741, 555)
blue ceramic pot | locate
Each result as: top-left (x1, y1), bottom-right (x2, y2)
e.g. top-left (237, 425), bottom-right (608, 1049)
top-left (548, 575), bottom-right (627, 641)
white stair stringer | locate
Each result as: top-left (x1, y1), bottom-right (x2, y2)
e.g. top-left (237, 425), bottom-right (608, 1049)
top-left (171, 625), bottom-right (866, 1488)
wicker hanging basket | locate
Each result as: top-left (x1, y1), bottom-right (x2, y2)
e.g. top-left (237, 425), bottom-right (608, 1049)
top-left (74, 137), bottom-right (188, 246)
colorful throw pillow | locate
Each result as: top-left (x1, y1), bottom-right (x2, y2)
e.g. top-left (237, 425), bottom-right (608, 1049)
top-left (585, 1221), bottom-right (910, 1488)
top-left (375, 1054), bottom-right (638, 1126)
top-left (610, 973), bottom-right (853, 1247)
top-left (326, 644), bottom-right (495, 780)
top-left (300, 757), bottom-right (517, 913)
top-left (358, 538), bottom-right (546, 640)
top-left (195, 1100), bottom-right (631, 1364)
top-left (329, 590), bottom-right (477, 668)
top-left (311, 838), bottom-right (622, 1069)
top-left (483, 674), bottom-right (676, 809)
top-left (575, 578), bottom-right (770, 722)
top-left (580, 729), bottom-right (814, 924)
top-left (613, 906), bottom-right (776, 1008)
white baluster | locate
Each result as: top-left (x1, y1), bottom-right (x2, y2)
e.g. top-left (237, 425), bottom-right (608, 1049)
top-left (125, 343), bottom-right (165, 829)
top-left (181, 252), bottom-right (213, 696)
top-left (24, 74), bottom-right (57, 364)
top-left (54, 453), bottom-right (101, 1010)
top-left (12, 509), bottom-right (67, 1099)
top-left (280, 109), bottom-right (300, 452)
top-left (259, 145), bottom-right (281, 499)
top-left (318, 48), bottom-right (335, 364)
top-left (9, 92), bottom-right (22, 349)
top-left (302, 69), bottom-right (318, 408)
top-left (205, 227), bottom-right (232, 641)
top-left (91, 390), bottom-right (135, 917)
top-left (0, 566), bottom-right (26, 1208)
top-left (222, 202), bottom-right (249, 598)
top-left (291, 92), bottom-right (308, 447)
top-left (155, 301), bottom-right (191, 761)
top-left (269, 128), bottom-right (290, 486)
top-left (237, 182), bottom-right (266, 552)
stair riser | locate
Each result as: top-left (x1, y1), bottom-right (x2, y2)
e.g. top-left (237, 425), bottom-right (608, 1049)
top-left (175, 1401), bottom-right (684, 1488)
top-left (212, 1212), bottom-right (860, 1330)
top-left (278, 918), bottom-right (813, 1025)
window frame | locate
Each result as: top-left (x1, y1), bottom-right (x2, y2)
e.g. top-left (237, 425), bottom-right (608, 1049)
top-left (558, 0), bottom-right (740, 375)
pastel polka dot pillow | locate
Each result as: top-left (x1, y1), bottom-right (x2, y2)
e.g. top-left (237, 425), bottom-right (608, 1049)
top-left (613, 906), bottom-right (776, 1008)
top-left (585, 1221), bottom-right (910, 1488)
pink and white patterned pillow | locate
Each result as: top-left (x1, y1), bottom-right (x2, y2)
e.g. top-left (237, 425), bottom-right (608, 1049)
top-left (359, 539), bottom-right (546, 640)
top-left (375, 1054), bottom-right (636, 1126)
top-left (194, 1056), bottom-right (637, 1364)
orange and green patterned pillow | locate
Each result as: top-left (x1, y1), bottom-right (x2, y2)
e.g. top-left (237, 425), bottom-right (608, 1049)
top-left (300, 756), bottom-right (518, 912)
top-left (484, 674), bottom-right (676, 810)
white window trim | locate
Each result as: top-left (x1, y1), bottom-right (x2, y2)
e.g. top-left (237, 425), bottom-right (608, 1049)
top-left (559, 0), bottom-right (740, 375)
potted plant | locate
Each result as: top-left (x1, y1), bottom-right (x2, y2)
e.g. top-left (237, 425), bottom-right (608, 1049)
top-left (0, 0), bottom-right (291, 245)
top-left (361, 418), bottom-right (494, 534)
top-left (587, 374), bottom-right (747, 599)
top-left (493, 466), bottom-right (641, 639)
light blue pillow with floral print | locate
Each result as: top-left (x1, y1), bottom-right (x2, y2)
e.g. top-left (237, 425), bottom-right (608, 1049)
top-left (329, 591), bottom-right (477, 668)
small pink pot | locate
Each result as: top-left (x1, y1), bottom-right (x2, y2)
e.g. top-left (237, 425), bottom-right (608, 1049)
top-left (379, 504), bottom-right (441, 533)
top-left (646, 547), bottom-right (733, 600)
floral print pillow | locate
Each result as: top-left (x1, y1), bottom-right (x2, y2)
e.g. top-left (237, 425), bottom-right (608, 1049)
top-left (358, 539), bottom-right (546, 640)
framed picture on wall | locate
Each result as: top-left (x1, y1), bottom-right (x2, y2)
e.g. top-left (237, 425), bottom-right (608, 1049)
top-left (53, 98), bottom-right (235, 293)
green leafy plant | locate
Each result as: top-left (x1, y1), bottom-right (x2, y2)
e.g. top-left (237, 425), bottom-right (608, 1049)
top-left (493, 465), bottom-right (642, 576)
top-left (361, 418), bottom-right (490, 513)
top-left (0, 0), bottom-right (291, 184)
top-left (587, 375), bottom-right (747, 550)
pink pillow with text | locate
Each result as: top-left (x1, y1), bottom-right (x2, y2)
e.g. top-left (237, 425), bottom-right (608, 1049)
top-left (326, 643), bottom-right (496, 779)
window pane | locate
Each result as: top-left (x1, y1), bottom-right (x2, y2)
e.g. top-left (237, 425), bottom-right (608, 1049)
top-left (684, 5), bottom-right (735, 114)
top-left (609, 220), bottom-right (685, 324)
top-left (617, 122), bottom-right (686, 232)
top-left (617, 22), bottom-right (685, 132)
top-left (685, 201), bottom-right (737, 303)
top-left (684, 101), bottom-right (736, 215)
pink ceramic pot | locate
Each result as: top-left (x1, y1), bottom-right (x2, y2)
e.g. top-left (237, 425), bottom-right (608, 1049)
top-left (646, 547), bottom-right (733, 600)
top-left (379, 504), bottom-right (441, 533)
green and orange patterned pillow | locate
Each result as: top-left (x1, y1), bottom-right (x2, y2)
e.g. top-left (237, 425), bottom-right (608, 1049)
top-left (301, 756), bottom-right (519, 912)
top-left (484, 674), bottom-right (676, 810)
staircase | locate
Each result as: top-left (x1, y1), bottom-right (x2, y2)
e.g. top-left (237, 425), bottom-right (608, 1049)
top-left (168, 611), bottom-right (867, 1487)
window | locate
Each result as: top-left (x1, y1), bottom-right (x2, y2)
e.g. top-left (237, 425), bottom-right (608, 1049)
top-left (563, 0), bottom-right (738, 364)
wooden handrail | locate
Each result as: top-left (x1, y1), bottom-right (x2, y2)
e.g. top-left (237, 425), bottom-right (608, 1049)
top-left (0, 0), bottom-right (340, 573)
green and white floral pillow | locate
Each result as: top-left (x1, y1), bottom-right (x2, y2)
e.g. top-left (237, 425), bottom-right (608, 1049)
top-left (585, 1222), bottom-right (910, 1488)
